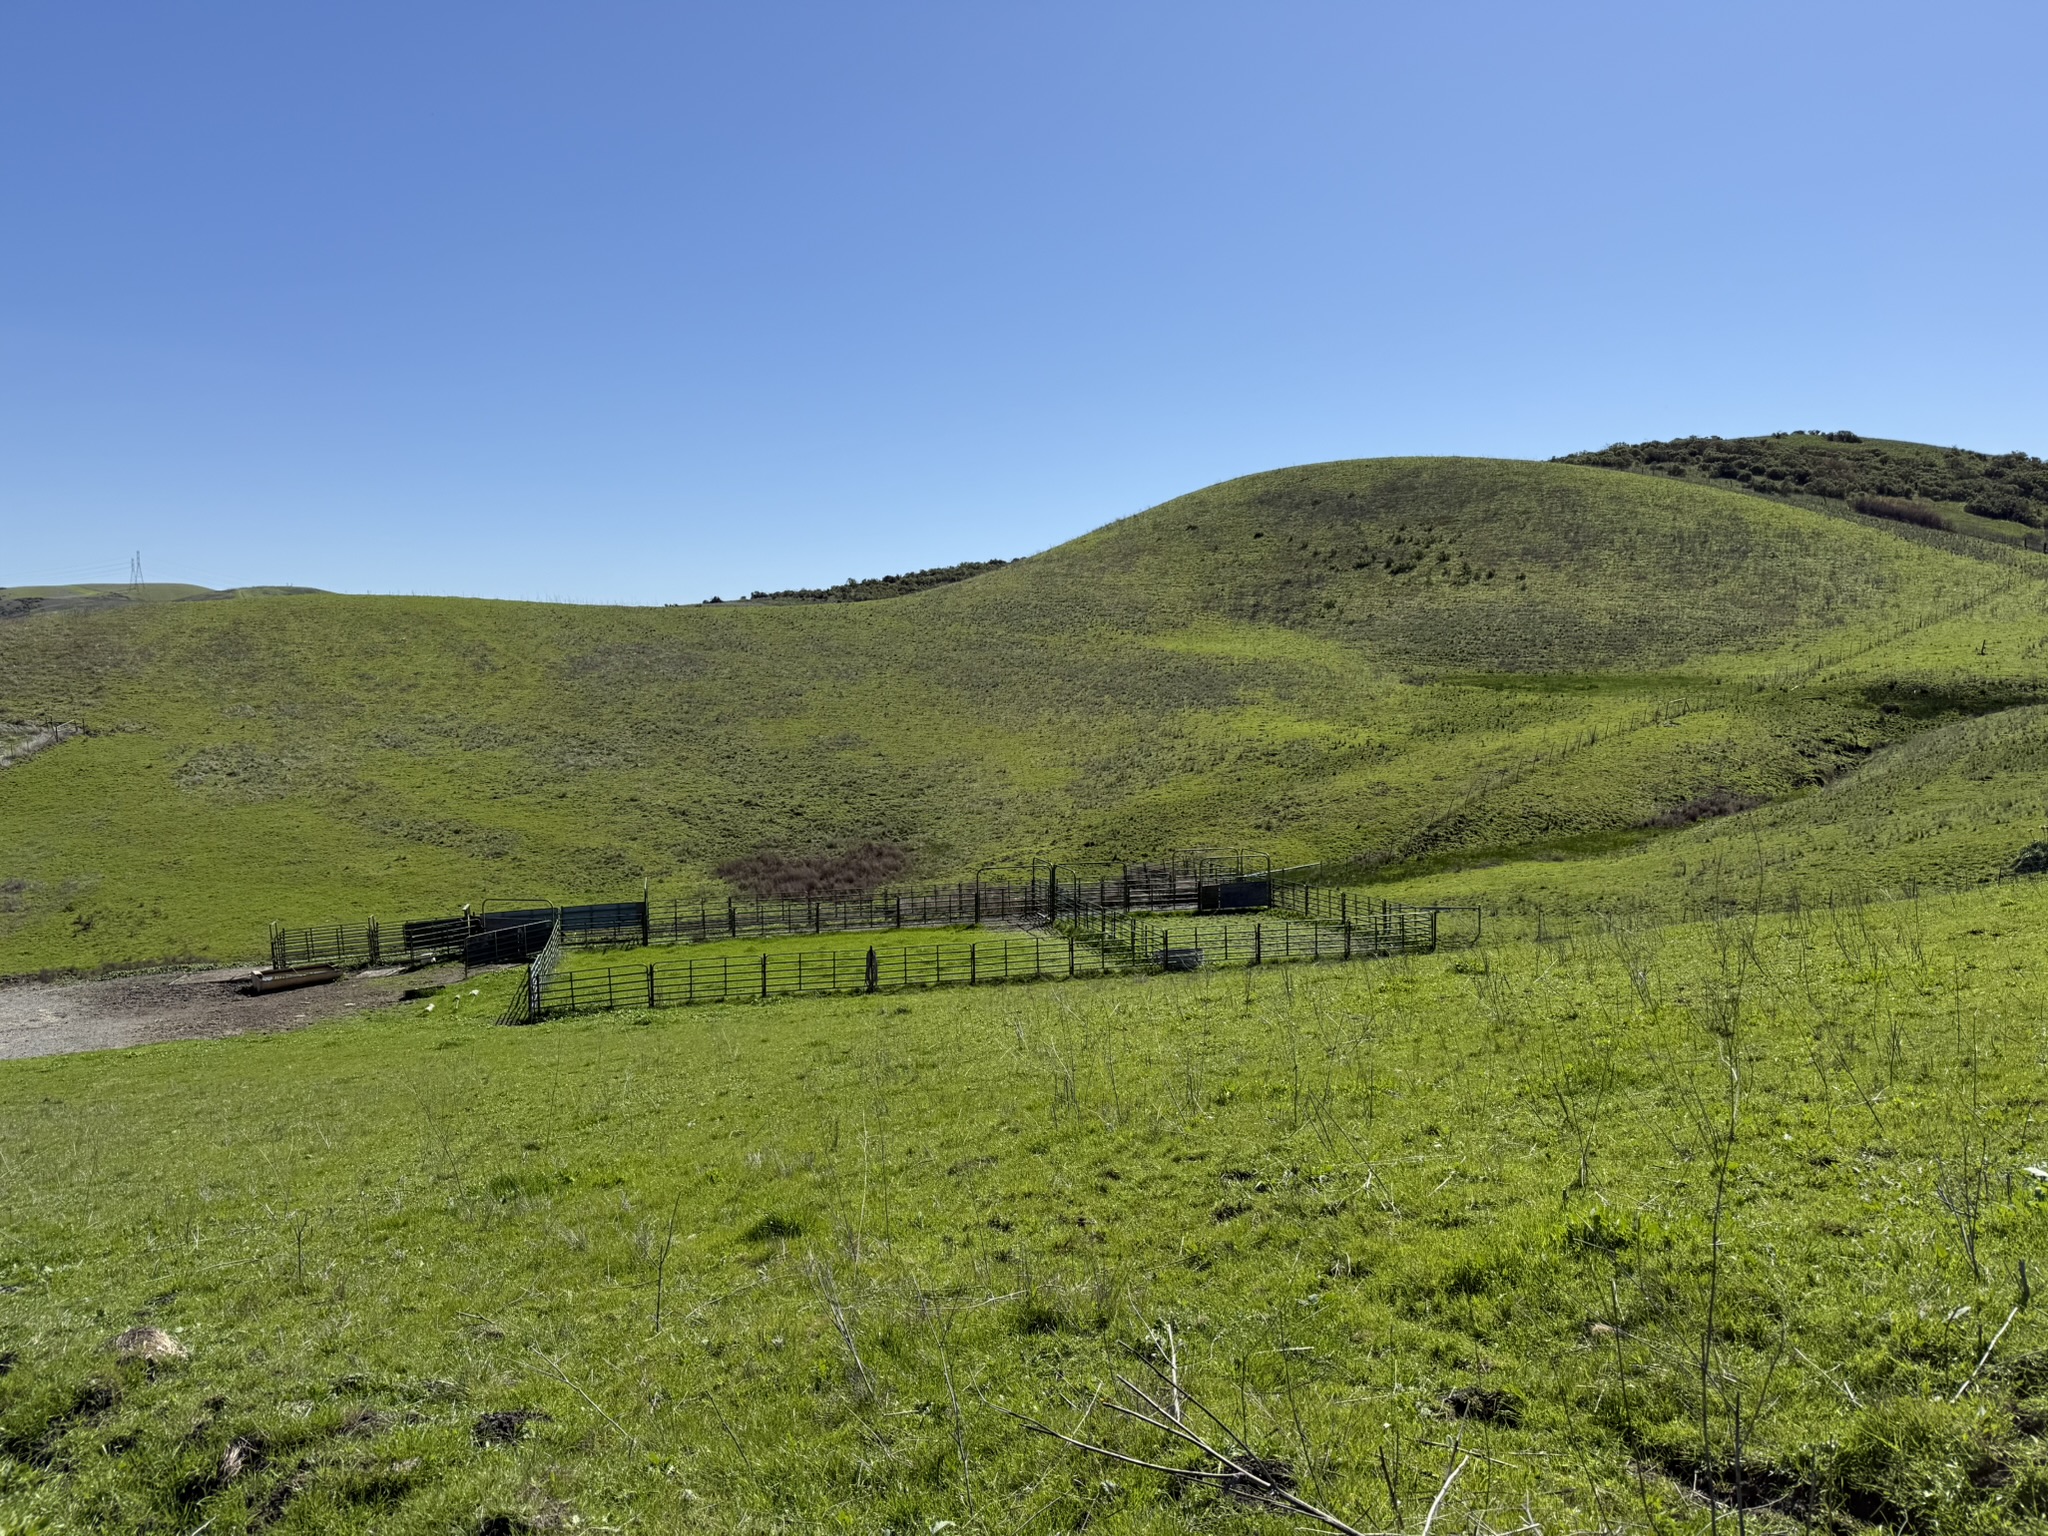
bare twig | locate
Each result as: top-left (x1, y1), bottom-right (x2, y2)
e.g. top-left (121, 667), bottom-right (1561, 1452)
top-left (652, 1189), bottom-right (682, 1334)
top-left (1791, 1346), bottom-right (1862, 1409)
top-left (1411, 1436), bottom-right (1520, 1471)
top-left (701, 1392), bottom-right (753, 1469)
top-left (1165, 1320), bottom-right (1183, 1424)
top-left (1953, 1303), bottom-right (2023, 1402)
top-left (1125, 1345), bottom-right (1257, 1459)
top-left (1001, 1409), bottom-right (1243, 1483)
top-left (674, 1271), bottom-right (764, 1330)
top-left (806, 1252), bottom-right (876, 1399)
top-left (524, 1344), bottom-right (639, 1448)
top-left (1002, 1367), bottom-right (1384, 1536)
top-left (937, 1309), bottom-right (974, 1516)
top-left (1419, 1454), bottom-right (1469, 1536)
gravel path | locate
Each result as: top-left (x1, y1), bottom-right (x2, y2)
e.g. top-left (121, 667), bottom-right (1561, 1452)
top-left (0, 964), bottom-right (465, 1061)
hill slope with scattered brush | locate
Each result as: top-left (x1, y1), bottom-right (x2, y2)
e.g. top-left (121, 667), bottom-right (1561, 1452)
top-left (4, 452), bottom-right (2047, 972)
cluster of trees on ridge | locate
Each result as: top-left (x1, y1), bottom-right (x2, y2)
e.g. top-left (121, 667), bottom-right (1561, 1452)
top-left (1558, 430), bottom-right (2048, 528)
top-left (708, 558), bottom-right (1010, 605)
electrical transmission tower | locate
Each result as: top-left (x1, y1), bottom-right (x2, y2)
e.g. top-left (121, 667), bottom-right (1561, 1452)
top-left (129, 552), bottom-right (143, 596)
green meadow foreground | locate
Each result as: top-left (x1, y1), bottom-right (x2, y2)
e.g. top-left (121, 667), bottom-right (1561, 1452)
top-left (7, 883), bottom-right (2048, 1533)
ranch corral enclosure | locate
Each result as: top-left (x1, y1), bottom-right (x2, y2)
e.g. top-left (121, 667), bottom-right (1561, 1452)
top-left (261, 851), bottom-right (1473, 1027)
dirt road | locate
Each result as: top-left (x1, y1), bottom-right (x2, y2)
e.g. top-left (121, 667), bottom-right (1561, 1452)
top-left (0, 964), bottom-right (465, 1061)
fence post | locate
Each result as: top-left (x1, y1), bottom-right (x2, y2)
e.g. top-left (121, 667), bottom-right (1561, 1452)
top-left (1254, 924), bottom-right (1263, 965)
top-left (647, 964), bottom-right (656, 1009)
top-left (1068, 937), bottom-right (1075, 977)
top-left (728, 897), bottom-right (736, 938)
top-left (866, 947), bottom-right (878, 994)
top-left (760, 953), bottom-right (769, 999)
top-left (640, 893), bottom-right (650, 948)
top-left (969, 944), bottom-right (977, 985)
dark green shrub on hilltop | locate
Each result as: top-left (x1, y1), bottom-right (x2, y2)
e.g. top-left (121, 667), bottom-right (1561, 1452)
top-left (1558, 431), bottom-right (2048, 528)
top-left (738, 558), bottom-right (1009, 605)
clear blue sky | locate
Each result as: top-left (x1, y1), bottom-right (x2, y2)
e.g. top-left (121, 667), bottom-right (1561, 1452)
top-left (5, 2), bottom-right (2045, 604)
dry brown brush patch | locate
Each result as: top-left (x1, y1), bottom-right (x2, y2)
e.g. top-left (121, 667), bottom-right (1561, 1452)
top-left (715, 841), bottom-right (913, 899)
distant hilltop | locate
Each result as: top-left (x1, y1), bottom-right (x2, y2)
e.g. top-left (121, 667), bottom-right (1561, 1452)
top-left (0, 583), bottom-right (325, 621)
top-left (1558, 431), bottom-right (2048, 535)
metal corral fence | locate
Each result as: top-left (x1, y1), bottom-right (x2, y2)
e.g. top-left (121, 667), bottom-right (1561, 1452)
top-left (269, 919), bottom-right (398, 971)
top-left (272, 900), bottom-right (633, 973)
top-left (1268, 883), bottom-right (1483, 941)
top-left (509, 933), bottom-right (1121, 1022)
top-left (1073, 906), bottom-right (1441, 966)
top-left (271, 853), bottom-right (1301, 972)
top-left (651, 882), bottom-right (1042, 942)
top-left (501, 900), bottom-right (1453, 1025)
top-left (497, 919), bottom-right (565, 1027)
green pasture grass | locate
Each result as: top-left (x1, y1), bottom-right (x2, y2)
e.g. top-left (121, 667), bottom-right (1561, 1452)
top-left (7, 881), bottom-right (2048, 1531)
top-left (5, 453), bottom-right (2048, 974)
top-left (558, 925), bottom-right (995, 973)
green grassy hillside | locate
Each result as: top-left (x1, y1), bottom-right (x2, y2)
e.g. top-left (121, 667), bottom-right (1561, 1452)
top-left (6, 882), bottom-right (2048, 1533)
top-left (2, 455), bottom-right (2044, 973)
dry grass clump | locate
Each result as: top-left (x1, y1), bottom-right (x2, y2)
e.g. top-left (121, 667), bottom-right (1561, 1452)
top-left (1854, 494), bottom-right (1953, 531)
top-left (1641, 788), bottom-right (1767, 829)
top-left (715, 841), bottom-right (912, 899)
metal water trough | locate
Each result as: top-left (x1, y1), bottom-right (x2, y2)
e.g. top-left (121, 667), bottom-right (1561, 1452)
top-left (1160, 947), bottom-right (1206, 972)
top-left (247, 965), bottom-right (341, 994)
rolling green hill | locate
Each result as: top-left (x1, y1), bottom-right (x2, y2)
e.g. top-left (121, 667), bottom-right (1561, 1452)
top-left (3, 454), bottom-right (2045, 973)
